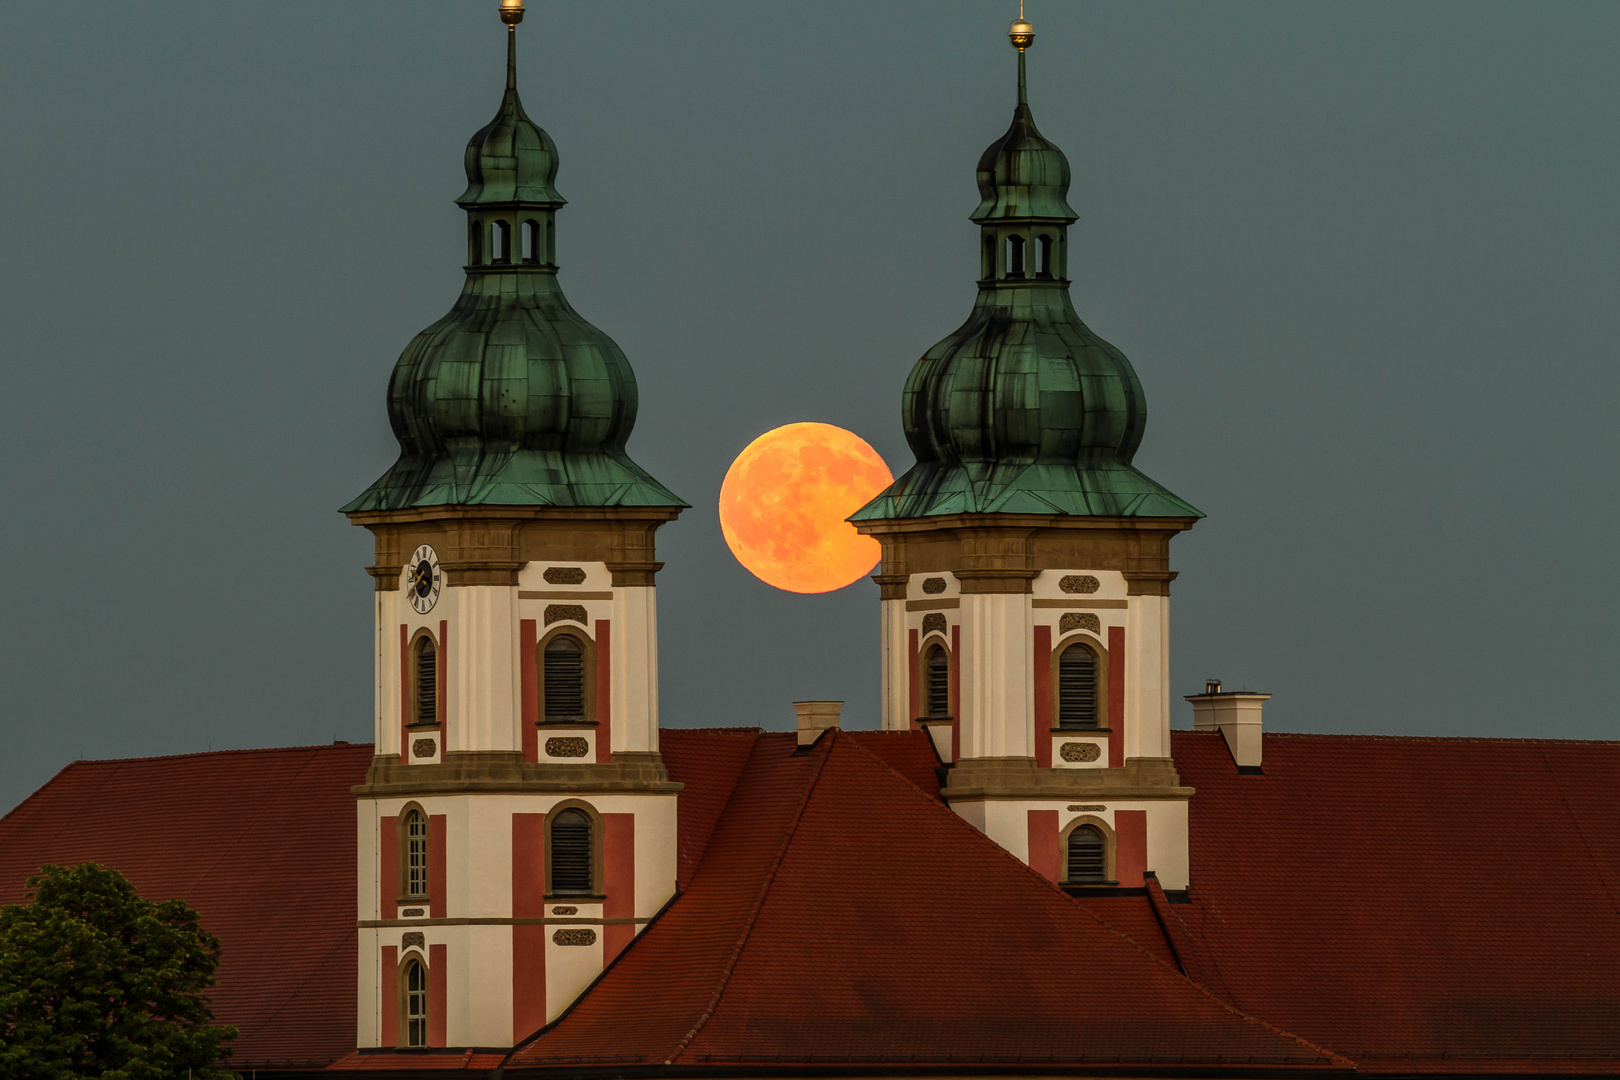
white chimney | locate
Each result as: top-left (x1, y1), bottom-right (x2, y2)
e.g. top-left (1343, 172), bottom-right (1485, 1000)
top-left (1185, 681), bottom-right (1270, 771)
top-left (794, 701), bottom-right (843, 747)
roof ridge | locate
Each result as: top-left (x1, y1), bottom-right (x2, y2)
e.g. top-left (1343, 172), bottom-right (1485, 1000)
top-left (664, 736), bottom-right (833, 1066)
top-left (1217, 730), bottom-right (1620, 747)
top-left (833, 735), bottom-right (1352, 1068)
top-left (37, 741), bottom-right (374, 768)
top-left (662, 726), bottom-right (765, 736)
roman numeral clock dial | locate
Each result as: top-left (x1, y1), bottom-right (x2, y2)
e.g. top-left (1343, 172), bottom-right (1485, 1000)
top-left (407, 545), bottom-right (442, 614)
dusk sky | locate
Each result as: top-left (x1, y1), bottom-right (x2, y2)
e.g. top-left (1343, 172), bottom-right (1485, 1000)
top-left (1, 1), bottom-right (1616, 813)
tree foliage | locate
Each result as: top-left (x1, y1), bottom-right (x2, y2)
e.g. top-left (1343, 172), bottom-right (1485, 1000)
top-left (0, 863), bottom-right (237, 1080)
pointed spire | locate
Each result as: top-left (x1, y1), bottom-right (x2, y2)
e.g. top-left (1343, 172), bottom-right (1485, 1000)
top-left (1010, 5), bottom-right (1034, 103)
top-left (506, 18), bottom-right (518, 93)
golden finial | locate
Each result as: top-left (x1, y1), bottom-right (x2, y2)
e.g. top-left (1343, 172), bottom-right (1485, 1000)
top-left (1010, 16), bottom-right (1036, 52)
top-left (499, 0), bottom-right (525, 29)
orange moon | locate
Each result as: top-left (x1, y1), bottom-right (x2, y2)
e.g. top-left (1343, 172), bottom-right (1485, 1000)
top-left (719, 423), bottom-right (893, 594)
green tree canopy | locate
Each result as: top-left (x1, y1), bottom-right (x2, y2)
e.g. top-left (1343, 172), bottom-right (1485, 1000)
top-left (0, 862), bottom-right (237, 1080)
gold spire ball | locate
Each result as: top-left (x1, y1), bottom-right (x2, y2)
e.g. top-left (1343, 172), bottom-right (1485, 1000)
top-left (1009, 16), bottom-right (1035, 51)
top-left (499, 0), bottom-right (524, 29)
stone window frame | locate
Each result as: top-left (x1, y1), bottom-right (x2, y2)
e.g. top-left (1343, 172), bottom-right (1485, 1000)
top-left (536, 622), bottom-right (597, 726)
top-left (1060, 814), bottom-right (1117, 887)
top-left (407, 628), bottom-right (441, 730)
top-left (397, 951), bottom-right (430, 1049)
top-left (397, 801), bottom-right (432, 905)
top-left (918, 631), bottom-right (953, 721)
top-left (543, 798), bottom-right (606, 900)
top-left (1050, 629), bottom-right (1110, 733)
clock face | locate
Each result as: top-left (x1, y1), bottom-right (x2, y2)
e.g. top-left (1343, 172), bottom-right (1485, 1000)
top-left (407, 546), bottom-right (442, 614)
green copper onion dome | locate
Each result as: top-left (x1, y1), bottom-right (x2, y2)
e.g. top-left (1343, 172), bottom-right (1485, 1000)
top-left (853, 37), bottom-right (1198, 522)
top-left (344, 24), bottom-right (684, 513)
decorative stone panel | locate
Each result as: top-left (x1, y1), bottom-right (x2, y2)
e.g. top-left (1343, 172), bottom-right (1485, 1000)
top-left (1060, 575), bottom-right (1101, 594)
top-left (411, 739), bottom-right (436, 759)
top-left (921, 577), bottom-right (947, 595)
top-left (544, 566), bottom-right (587, 585)
top-left (553, 928), bottom-right (597, 947)
top-left (1060, 612), bottom-right (1101, 634)
top-left (401, 908), bottom-right (425, 917)
top-left (1066, 804), bottom-right (1107, 812)
top-left (550, 906), bottom-right (578, 916)
top-left (401, 931), bottom-right (425, 949)
top-left (544, 604), bottom-right (588, 626)
top-left (922, 613), bottom-right (947, 635)
top-left (544, 737), bottom-right (590, 758)
top-left (1060, 742), bottom-right (1102, 763)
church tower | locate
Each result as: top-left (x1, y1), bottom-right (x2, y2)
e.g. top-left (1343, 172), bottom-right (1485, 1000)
top-left (342, 1), bottom-right (686, 1050)
top-left (851, 16), bottom-right (1202, 893)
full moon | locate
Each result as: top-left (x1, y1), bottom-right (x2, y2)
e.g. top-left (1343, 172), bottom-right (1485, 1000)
top-left (719, 423), bottom-right (893, 594)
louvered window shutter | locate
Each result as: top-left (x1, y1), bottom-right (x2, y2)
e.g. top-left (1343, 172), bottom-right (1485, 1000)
top-left (543, 636), bottom-right (585, 721)
top-left (925, 647), bottom-right (950, 718)
top-left (1057, 645), bottom-right (1098, 729)
top-left (415, 639), bottom-right (437, 725)
top-left (549, 809), bottom-right (593, 894)
top-left (1067, 825), bottom-right (1106, 883)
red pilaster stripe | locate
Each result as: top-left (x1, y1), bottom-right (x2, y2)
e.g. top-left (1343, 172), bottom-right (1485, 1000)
top-left (512, 813), bottom-right (546, 917)
top-left (380, 815), bottom-right (398, 920)
top-left (949, 625), bottom-right (961, 760)
top-left (429, 815), bottom-right (446, 920)
top-left (512, 813), bottom-right (548, 1041)
top-left (1108, 625), bottom-right (1125, 769)
top-left (603, 813), bottom-right (636, 965)
top-left (1115, 809), bottom-right (1147, 887)
top-left (428, 943), bottom-right (448, 1047)
top-left (594, 620), bottom-right (612, 762)
top-left (437, 620), bottom-right (448, 745)
top-left (399, 624), bottom-right (410, 759)
top-left (1033, 624), bottom-right (1052, 768)
top-left (907, 628), bottom-right (920, 730)
top-left (1027, 809), bottom-right (1059, 882)
top-left (380, 945), bottom-right (399, 1048)
top-left (520, 619), bottom-right (538, 763)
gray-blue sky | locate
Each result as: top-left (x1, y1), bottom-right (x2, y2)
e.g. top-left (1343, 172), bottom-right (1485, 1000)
top-left (2, 1), bottom-right (1616, 813)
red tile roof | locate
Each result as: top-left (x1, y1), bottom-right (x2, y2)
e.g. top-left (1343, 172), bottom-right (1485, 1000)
top-left (0, 743), bottom-right (373, 1070)
top-left (509, 731), bottom-right (1345, 1072)
top-left (328, 1050), bottom-right (507, 1072)
top-left (7, 728), bottom-right (1619, 1075)
top-left (659, 728), bottom-right (761, 889)
top-left (1170, 729), bottom-right (1620, 1072)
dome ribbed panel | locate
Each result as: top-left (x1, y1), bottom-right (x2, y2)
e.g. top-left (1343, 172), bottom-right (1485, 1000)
top-left (344, 273), bottom-right (681, 512)
top-left (851, 89), bottom-right (1197, 523)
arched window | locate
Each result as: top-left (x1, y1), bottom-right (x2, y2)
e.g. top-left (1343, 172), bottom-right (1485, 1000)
top-left (549, 808), bottom-right (593, 895)
top-left (982, 232), bottom-right (996, 279)
top-left (1057, 643), bottom-right (1098, 730)
top-left (403, 809), bottom-right (428, 899)
top-left (1066, 824), bottom-right (1107, 884)
top-left (403, 957), bottom-right (428, 1047)
top-left (923, 645), bottom-right (950, 719)
top-left (1035, 234), bottom-right (1053, 278)
top-left (522, 219), bottom-right (541, 264)
top-left (543, 635), bottom-right (585, 721)
top-left (1005, 234), bottom-right (1026, 278)
top-left (413, 636), bottom-right (437, 726)
top-left (491, 220), bottom-right (512, 264)
top-left (468, 219), bottom-right (483, 265)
